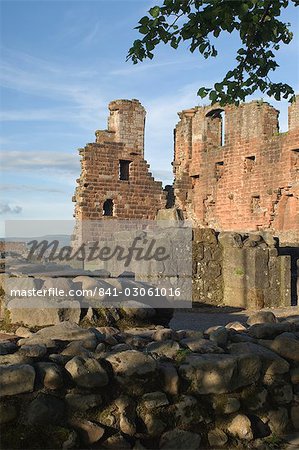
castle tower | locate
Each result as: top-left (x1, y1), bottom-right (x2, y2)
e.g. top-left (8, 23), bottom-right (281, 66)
top-left (106, 99), bottom-right (146, 157)
top-left (73, 99), bottom-right (166, 221)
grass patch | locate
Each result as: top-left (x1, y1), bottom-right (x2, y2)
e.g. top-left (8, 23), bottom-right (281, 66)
top-left (174, 348), bottom-right (192, 364)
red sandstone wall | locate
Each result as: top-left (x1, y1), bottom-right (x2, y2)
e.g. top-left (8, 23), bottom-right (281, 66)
top-left (173, 98), bottom-right (299, 242)
top-left (74, 100), bottom-right (166, 221)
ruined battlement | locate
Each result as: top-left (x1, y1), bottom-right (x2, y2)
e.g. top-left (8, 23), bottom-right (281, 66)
top-left (74, 100), bottom-right (165, 221)
top-left (95, 99), bottom-right (146, 157)
top-left (174, 96), bottom-right (299, 243)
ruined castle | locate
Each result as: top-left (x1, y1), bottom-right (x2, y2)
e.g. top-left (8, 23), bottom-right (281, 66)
top-left (72, 97), bottom-right (299, 308)
top-left (73, 100), bottom-right (165, 221)
top-left (174, 98), bottom-right (299, 244)
top-left (73, 97), bottom-right (298, 244)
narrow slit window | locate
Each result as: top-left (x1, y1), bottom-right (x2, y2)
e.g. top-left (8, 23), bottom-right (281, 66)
top-left (215, 161), bottom-right (224, 180)
top-left (251, 195), bottom-right (261, 213)
top-left (220, 111), bottom-right (225, 146)
top-left (103, 199), bottom-right (114, 216)
top-left (119, 160), bottom-right (131, 181)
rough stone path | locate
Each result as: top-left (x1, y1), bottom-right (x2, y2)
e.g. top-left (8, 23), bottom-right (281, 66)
top-left (170, 305), bottom-right (299, 331)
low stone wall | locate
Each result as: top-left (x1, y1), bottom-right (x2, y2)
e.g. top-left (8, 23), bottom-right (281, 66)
top-left (1, 311), bottom-right (298, 449)
top-left (1, 226), bottom-right (296, 321)
top-left (193, 229), bottom-right (294, 308)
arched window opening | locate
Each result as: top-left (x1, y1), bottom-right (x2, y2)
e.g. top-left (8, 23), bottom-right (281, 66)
top-left (103, 199), bottom-right (114, 216)
top-left (206, 109), bottom-right (225, 147)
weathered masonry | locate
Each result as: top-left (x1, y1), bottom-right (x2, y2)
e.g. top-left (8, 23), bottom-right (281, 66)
top-left (173, 97), bottom-right (299, 244)
top-left (73, 99), bottom-right (165, 221)
top-left (192, 229), bottom-right (293, 308)
top-left (72, 98), bottom-right (298, 307)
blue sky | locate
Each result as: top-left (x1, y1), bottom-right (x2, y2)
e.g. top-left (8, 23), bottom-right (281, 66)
top-left (0, 0), bottom-right (299, 235)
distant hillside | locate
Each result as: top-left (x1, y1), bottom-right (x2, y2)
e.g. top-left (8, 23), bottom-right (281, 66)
top-left (1, 235), bottom-right (71, 246)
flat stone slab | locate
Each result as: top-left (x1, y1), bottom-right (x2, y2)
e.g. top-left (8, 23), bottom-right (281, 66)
top-left (0, 364), bottom-right (35, 396)
top-left (260, 335), bottom-right (299, 363)
top-left (179, 351), bottom-right (261, 394)
top-left (18, 321), bottom-right (95, 346)
top-left (106, 350), bottom-right (157, 378)
top-left (0, 333), bottom-right (17, 341)
top-left (7, 299), bottom-right (81, 327)
top-left (65, 356), bottom-right (109, 388)
top-left (179, 354), bottom-right (237, 394)
top-left (146, 340), bottom-right (180, 358)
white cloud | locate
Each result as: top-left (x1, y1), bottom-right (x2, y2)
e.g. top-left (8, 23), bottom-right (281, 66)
top-left (110, 59), bottom-right (199, 76)
top-left (0, 184), bottom-right (65, 194)
top-left (151, 169), bottom-right (173, 185)
top-left (0, 203), bottom-right (22, 215)
top-left (143, 82), bottom-right (205, 165)
top-left (81, 21), bottom-right (102, 45)
top-left (0, 151), bottom-right (80, 174)
top-left (0, 107), bottom-right (80, 122)
top-left (0, 47), bottom-right (108, 129)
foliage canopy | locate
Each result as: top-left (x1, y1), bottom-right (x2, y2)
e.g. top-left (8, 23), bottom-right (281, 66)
top-left (127, 0), bottom-right (298, 105)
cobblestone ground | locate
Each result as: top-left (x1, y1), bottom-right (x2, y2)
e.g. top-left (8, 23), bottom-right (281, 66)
top-left (170, 305), bottom-right (299, 331)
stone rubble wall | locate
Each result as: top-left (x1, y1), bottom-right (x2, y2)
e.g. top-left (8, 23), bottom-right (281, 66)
top-left (0, 312), bottom-right (299, 449)
top-left (173, 98), bottom-right (299, 245)
top-left (0, 226), bottom-right (295, 323)
top-left (192, 229), bottom-right (294, 308)
top-left (0, 270), bottom-right (174, 327)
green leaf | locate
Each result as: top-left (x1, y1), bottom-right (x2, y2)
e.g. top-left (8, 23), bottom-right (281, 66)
top-left (139, 16), bottom-right (150, 25)
top-left (215, 82), bottom-right (222, 92)
top-left (197, 87), bottom-right (210, 98)
top-left (128, 0), bottom-right (296, 105)
top-left (146, 41), bottom-right (155, 51)
top-left (149, 6), bottom-right (160, 18)
top-left (209, 90), bottom-right (218, 103)
top-left (139, 26), bottom-right (149, 35)
top-left (170, 38), bottom-right (178, 49)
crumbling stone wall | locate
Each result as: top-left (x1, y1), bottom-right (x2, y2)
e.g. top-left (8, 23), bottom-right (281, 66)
top-left (192, 229), bottom-right (292, 308)
top-left (1, 317), bottom-right (299, 449)
top-left (71, 98), bottom-right (297, 308)
top-left (219, 232), bottom-right (292, 309)
top-left (73, 100), bottom-right (166, 221)
top-left (192, 228), bottom-right (223, 305)
top-left (173, 98), bottom-right (299, 244)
